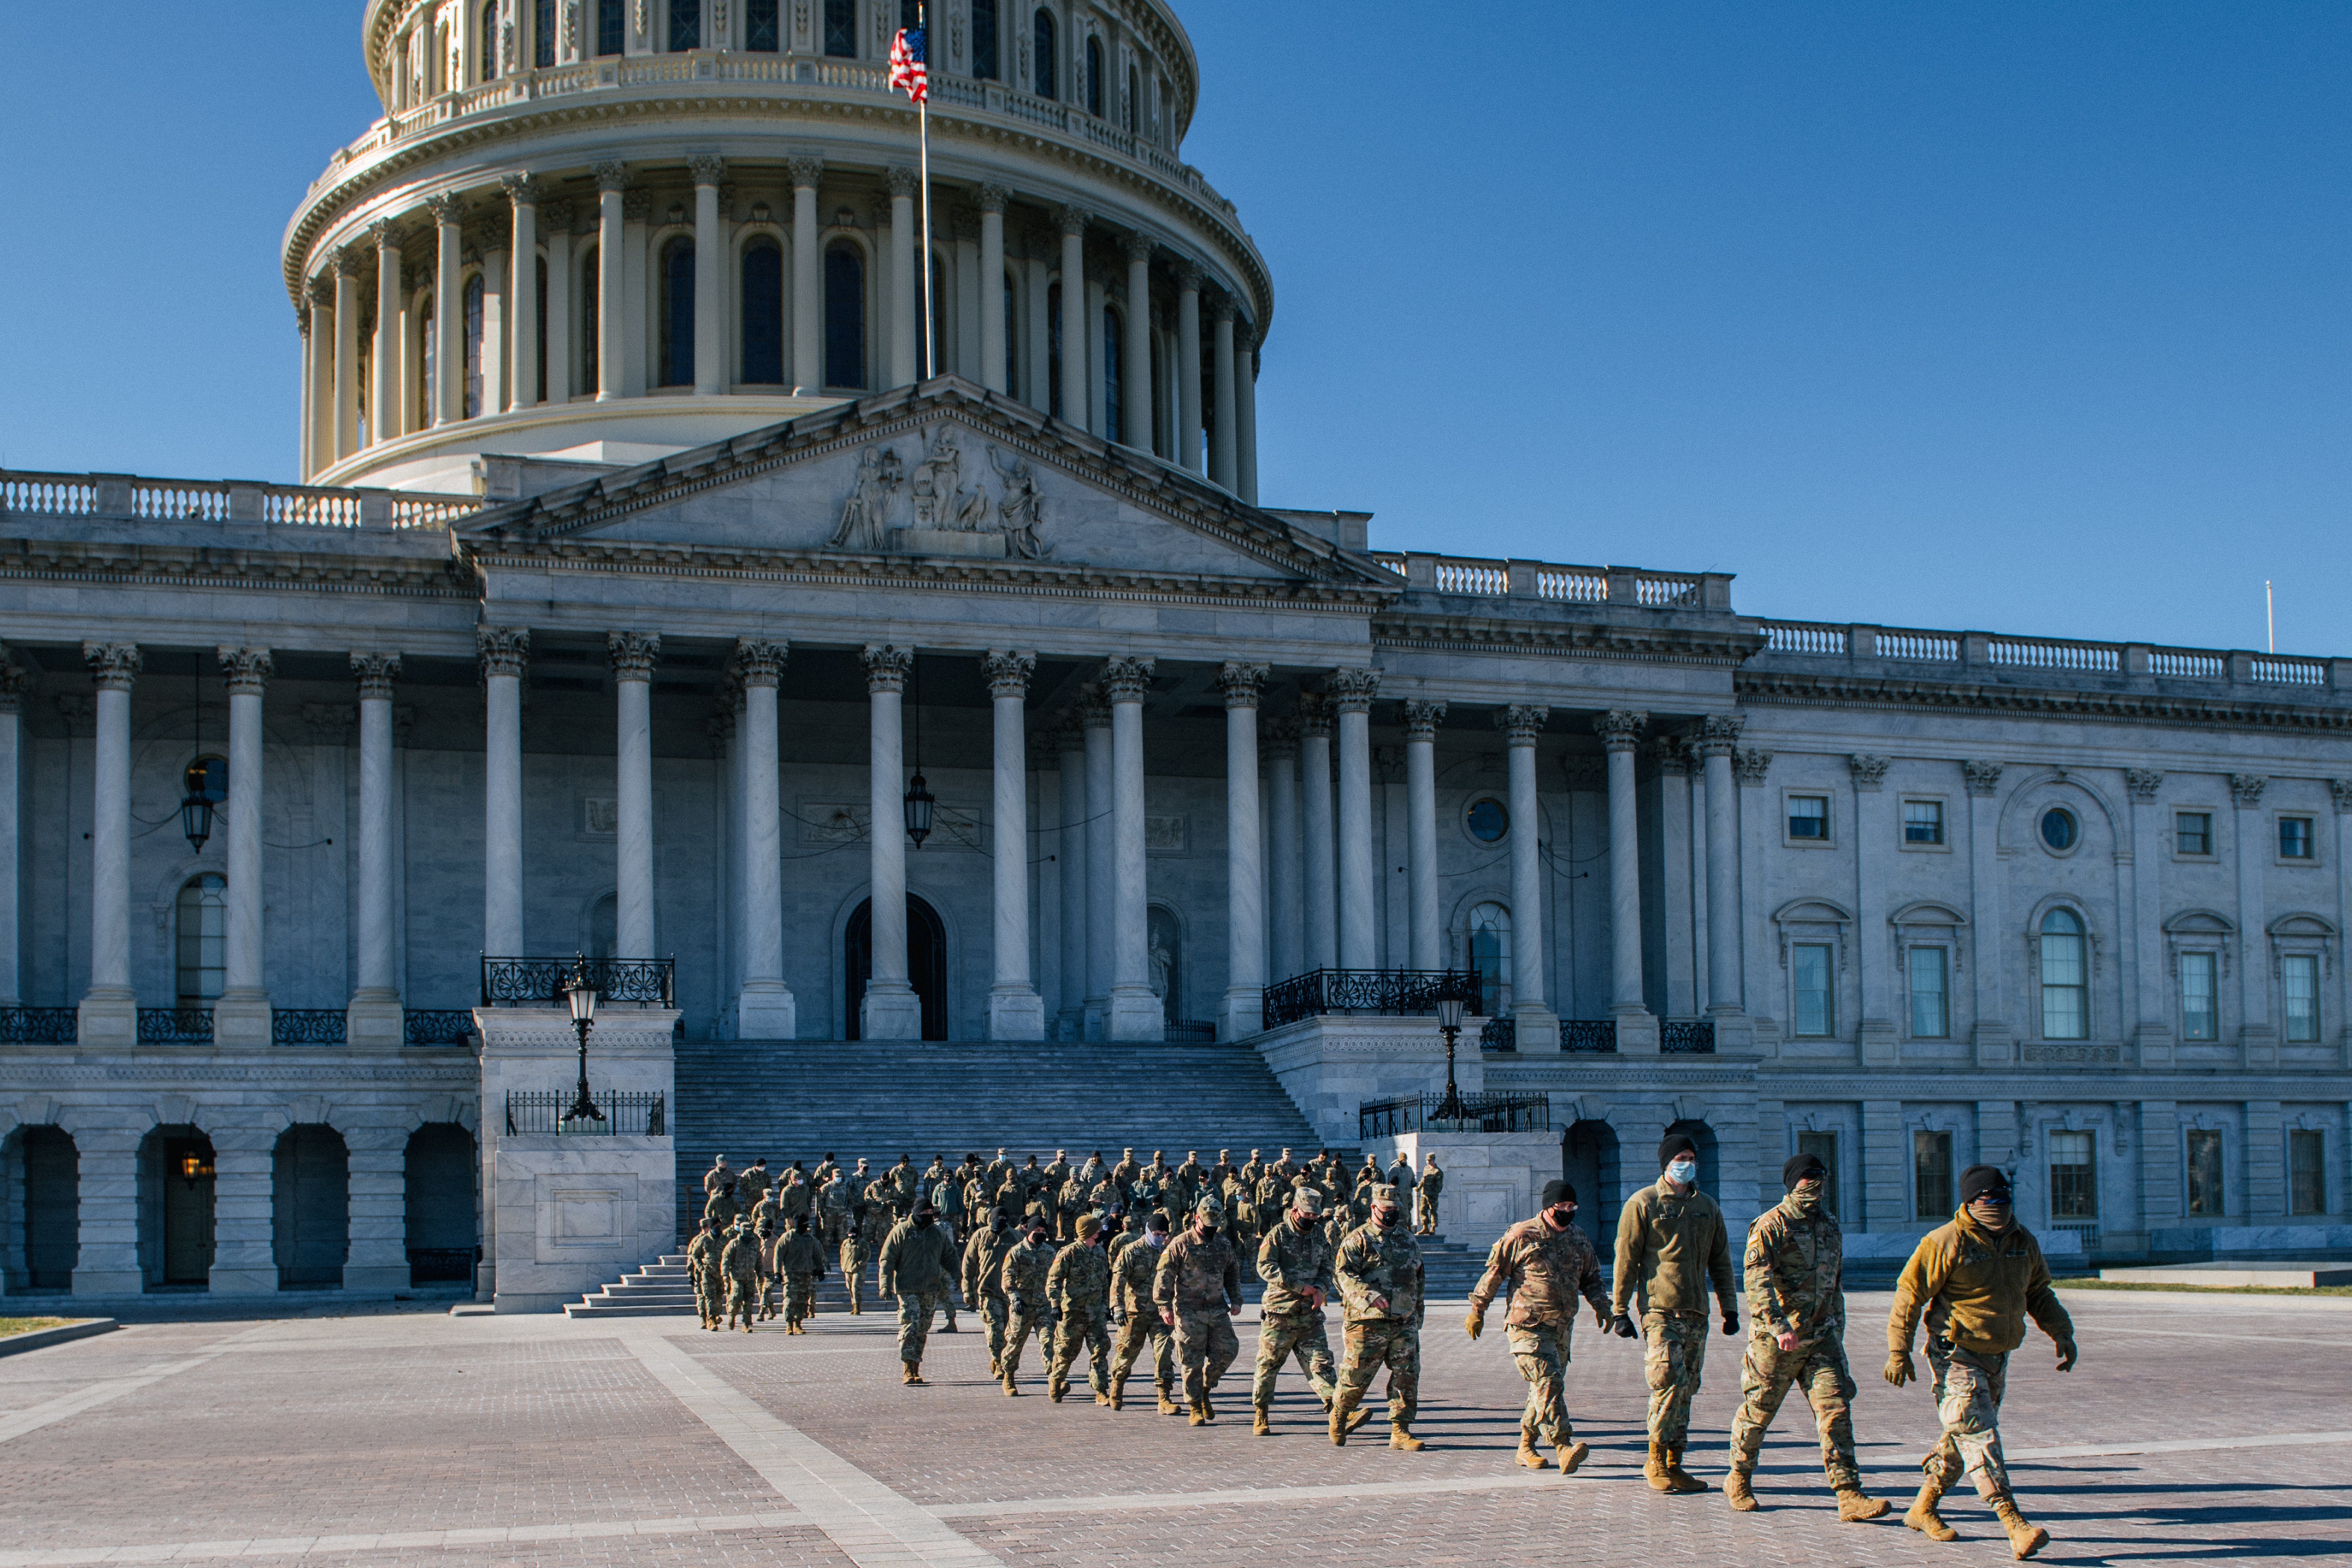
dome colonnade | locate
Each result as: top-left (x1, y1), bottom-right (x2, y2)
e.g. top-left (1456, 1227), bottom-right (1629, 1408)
top-left (289, 0), bottom-right (1268, 498)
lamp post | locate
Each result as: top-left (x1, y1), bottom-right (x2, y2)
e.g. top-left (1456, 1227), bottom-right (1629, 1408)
top-left (561, 953), bottom-right (604, 1125)
top-left (1435, 992), bottom-right (1466, 1124)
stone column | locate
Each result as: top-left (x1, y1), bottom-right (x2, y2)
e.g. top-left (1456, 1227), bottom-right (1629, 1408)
top-left (2125, 770), bottom-right (2170, 1067)
top-left (1234, 324), bottom-right (1259, 505)
top-left (1219, 663), bottom-right (1268, 1039)
top-left (788, 157), bottom-right (824, 390)
top-left (1298, 695), bottom-right (1336, 972)
top-left (1121, 232), bottom-right (1154, 451)
top-left (307, 279), bottom-right (337, 475)
top-left (503, 174), bottom-right (541, 409)
top-left (2231, 773), bottom-right (2275, 1064)
top-left (1962, 761), bottom-right (2009, 1065)
top-left (213, 648), bottom-right (273, 1048)
top-left (609, 633), bottom-right (660, 958)
top-left (978, 184), bottom-right (1009, 394)
top-left (1056, 205), bottom-right (1091, 429)
top-left (1209, 301), bottom-right (1238, 490)
top-left (479, 628), bottom-right (528, 956)
top-left (543, 202), bottom-right (575, 404)
top-left (66, 1117), bottom-right (139, 1298)
top-left (0, 665), bottom-right (20, 1006)
top-left (1696, 715), bottom-right (1745, 1019)
top-left (348, 654), bottom-right (403, 1046)
top-left (77, 644), bottom-right (138, 1046)
top-left (207, 1119), bottom-right (277, 1295)
top-left (1851, 752), bottom-right (1895, 1062)
top-left (1055, 714), bottom-right (1088, 1037)
top-left (888, 168), bottom-right (919, 388)
top-left (594, 163), bottom-right (628, 400)
top-left (372, 221), bottom-right (405, 443)
top-left (1596, 709), bottom-right (1650, 1051)
top-left (1263, 718), bottom-right (1302, 984)
top-left (1402, 700), bottom-right (1446, 971)
top-left (341, 1123), bottom-right (410, 1293)
top-left (1331, 669), bottom-right (1380, 970)
top-left (1082, 686), bottom-right (1114, 1037)
top-left (334, 250), bottom-right (364, 459)
top-left (983, 651), bottom-right (1044, 1040)
top-left (860, 645), bottom-right (922, 1040)
top-left (734, 640), bottom-right (795, 1037)
top-left (1500, 705), bottom-right (1560, 1051)
top-left (621, 190), bottom-right (651, 395)
top-left (428, 193), bottom-right (466, 425)
top-left (690, 155), bottom-right (725, 395)
top-left (479, 237), bottom-right (508, 416)
top-left (1175, 262), bottom-right (1203, 473)
top-left (1103, 657), bottom-right (1162, 1040)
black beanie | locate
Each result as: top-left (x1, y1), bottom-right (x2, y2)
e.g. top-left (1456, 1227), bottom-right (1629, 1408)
top-left (1658, 1133), bottom-right (1699, 1170)
top-left (1541, 1179), bottom-right (1576, 1208)
top-left (1783, 1152), bottom-right (1827, 1190)
top-left (1960, 1165), bottom-right (2011, 1205)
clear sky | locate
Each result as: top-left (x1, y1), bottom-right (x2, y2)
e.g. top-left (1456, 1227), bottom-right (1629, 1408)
top-left (2, 2), bottom-right (2344, 652)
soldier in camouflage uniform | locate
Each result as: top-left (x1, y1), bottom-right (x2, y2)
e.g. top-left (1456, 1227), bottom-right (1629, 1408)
top-left (720, 1219), bottom-right (762, 1332)
top-left (1108, 1209), bottom-right (1178, 1412)
top-left (1467, 1179), bottom-right (1612, 1474)
top-left (737, 1156), bottom-right (773, 1214)
top-left (687, 1214), bottom-right (723, 1330)
top-left (839, 1222), bottom-right (870, 1314)
top-left (754, 1215), bottom-right (781, 1319)
top-left (879, 1200), bottom-right (956, 1384)
top-left (1331, 1184), bottom-right (1425, 1449)
top-left (1251, 1188), bottom-right (1340, 1435)
top-left (1611, 1133), bottom-right (1739, 1494)
top-left (963, 1206), bottom-right (1019, 1375)
top-left (1046, 1214), bottom-right (1114, 1403)
top-left (1416, 1155), bottom-right (1444, 1234)
top-left (776, 1212), bottom-right (828, 1333)
top-left (1154, 1195), bottom-right (1242, 1426)
top-left (999, 1216), bottom-right (1056, 1395)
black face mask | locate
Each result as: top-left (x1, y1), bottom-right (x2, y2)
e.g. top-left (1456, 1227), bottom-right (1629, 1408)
top-left (1373, 1208), bottom-right (1400, 1230)
top-left (991, 1216), bottom-right (1008, 1233)
top-left (913, 1213), bottom-right (936, 1229)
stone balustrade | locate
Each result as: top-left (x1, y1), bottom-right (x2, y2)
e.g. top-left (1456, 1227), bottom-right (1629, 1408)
top-left (1759, 618), bottom-right (2352, 692)
top-left (1374, 551), bottom-right (1734, 614)
top-left (0, 469), bottom-right (475, 530)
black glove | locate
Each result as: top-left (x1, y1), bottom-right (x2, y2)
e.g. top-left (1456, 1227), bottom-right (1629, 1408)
top-left (1721, 1309), bottom-right (1740, 1336)
top-left (1610, 1313), bottom-right (1636, 1339)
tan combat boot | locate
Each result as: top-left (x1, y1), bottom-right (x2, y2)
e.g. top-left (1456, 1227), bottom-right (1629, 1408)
top-left (1048, 1378), bottom-right (1068, 1403)
top-left (1556, 1441), bottom-right (1589, 1475)
top-left (1388, 1425), bottom-right (1425, 1452)
top-left (1156, 1386), bottom-right (1179, 1416)
top-left (1664, 1448), bottom-right (1708, 1494)
top-left (1095, 1390), bottom-right (1111, 1406)
top-left (1516, 1439), bottom-right (1548, 1470)
top-left (902, 1364), bottom-right (923, 1386)
top-left (1188, 1400), bottom-right (1209, 1427)
top-left (1724, 1470), bottom-right (1757, 1512)
top-left (1990, 1495), bottom-right (2049, 1560)
top-left (1645, 1442), bottom-right (1673, 1491)
top-left (1837, 1488), bottom-right (1890, 1522)
top-left (1108, 1380), bottom-right (1125, 1410)
top-left (1905, 1478), bottom-right (1958, 1541)
top-left (1252, 1407), bottom-right (1272, 1436)
top-left (1199, 1390), bottom-right (1216, 1423)
top-left (1329, 1391), bottom-right (1363, 1446)
top-left (1002, 1374), bottom-right (1020, 1397)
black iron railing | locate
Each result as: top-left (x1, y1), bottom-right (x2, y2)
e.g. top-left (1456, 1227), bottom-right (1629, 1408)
top-left (138, 1007), bottom-right (213, 1045)
top-left (481, 956), bottom-right (674, 1008)
top-left (1563, 1019), bottom-right (1619, 1054)
top-left (1164, 1018), bottom-right (1216, 1043)
top-left (1358, 1091), bottom-right (1551, 1141)
top-left (405, 1009), bottom-right (477, 1046)
top-left (272, 1008), bottom-right (348, 1045)
top-left (505, 1089), bottom-right (666, 1135)
top-left (1479, 1016), bottom-right (1515, 1052)
top-left (1660, 1020), bottom-right (1716, 1054)
top-left (407, 1246), bottom-right (477, 1284)
top-left (0, 1007), bottom-right (78, 1044)
top-left (1262, 969), bottom-right (1481, 1029)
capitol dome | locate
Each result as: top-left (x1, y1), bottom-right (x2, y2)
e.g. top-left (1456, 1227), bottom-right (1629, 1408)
top-left (288, 0), bottom-right (1270, 499)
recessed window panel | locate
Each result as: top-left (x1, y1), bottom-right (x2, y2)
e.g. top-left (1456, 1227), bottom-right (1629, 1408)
top-left (2280, 817), bottom-right (2314, 860)
top-left (2283, 953), bottom-right (2320, 1043)
top-left (2039, 908), bottom-right (2087, 1040)
top-left (2177, 811), bottom-right (2212, 855)
top-left (1904, 799), bottom-right (1943, 844)
top-left (2179, 950), bottom-right (2217, 1041)
top-left (1788, 795), bottom-right (1827, 841)
top-left (1914, 1130), bottom-right (1954, 1220)
top-left (1792, 943), bottom-right (1834, 1037)
top-left (2186, 1129), bottom-right (2224, 1216)
top-left (1908, 945), bottom-right (1949, 1038)
top-left (2049, 1129), bottom-right (2096, 1220)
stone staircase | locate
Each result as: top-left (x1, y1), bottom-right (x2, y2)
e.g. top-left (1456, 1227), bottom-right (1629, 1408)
top-left (564, 1254), bottom-right (697, 1318)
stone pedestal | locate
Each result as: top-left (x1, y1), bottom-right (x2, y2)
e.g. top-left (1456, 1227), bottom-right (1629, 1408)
top-left (212, 996), bottom-right (272, 1050)
top-left (735, 986), bottom-right (797, 1040)
top-left (346, 998), bottom-right (403, 1049)
top-left (1254, 1015), bottom-right (1484, 1147)
top-left (74, 994), bottom-right (135, 1050)
top-left (1383, 1129), bottom-right (1558, 1241)
top-left (988, 988), bottom-right (1047, 1041)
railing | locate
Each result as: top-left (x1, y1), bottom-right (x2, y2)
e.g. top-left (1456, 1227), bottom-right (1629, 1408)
top-left (1358, 1092), bottom-right (1550, 1141)
top-left (1262, 969), bottom-right (1482, 1029)
top-left (2251, 656), bottom-right (2326, 686)
top-left (1988, 637), bottom-right (2120, 673)
top-left (138, 1008), bottom-right (214, 1045)
top-left (1659, 1020), bottom-right (1716, 1054)
top-left (272, 1008), bottom-right (348, 1046)
top-left (505, 1089), bottom-right (666, 1136)
top-left (481, 955), bottom-right (675, 1007)
top-left (1163, 1019), bottom-right (1216, 1044)
top-left (1479, 1016), bottom-right (1515, 1052)
top-left (405, 1008), bottom-right (477, 1046)
top-left (1879, 629), bottom-right (1960, 661)
top-left (0, 1007), bottom-right (78, 1044)
top-left (1562, 1019), bottom-right (1619, 1054)
top-left (1372, 552), bottom-right (1723, 612)
top-left (1763, 622), bottom-right (1848, 656)
top-left (407, 1246), bottom-right (477, 1285)
top-left (0, 469), bottom-right (474, 530)
top-left (1757, 618), bottom-right (2346, 691)
top-left (2150, 648), bottom-right (2225, 678)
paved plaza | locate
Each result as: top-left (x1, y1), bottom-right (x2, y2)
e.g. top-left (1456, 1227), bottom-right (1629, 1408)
top-left (2, 1289), bottom-right (2347, 1567)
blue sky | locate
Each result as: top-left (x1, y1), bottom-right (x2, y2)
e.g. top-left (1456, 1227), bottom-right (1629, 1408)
top-left (2, 2), bottom-right (2344, 651)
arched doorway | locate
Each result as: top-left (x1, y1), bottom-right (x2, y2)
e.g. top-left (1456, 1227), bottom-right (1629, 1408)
top-left (845, 895), bottom-right (947, 1040)
top-left (405, 1123), bottom-right (478, 1287)
top-left (3, 1125), bottom-right (78, 1291)
top-left (139, 1126), bottom-right (216, 1288)
top-left (1561, 1119), bottom-right (1620, 1257)
top-left (274, 1125), bottom-right (349, 1290)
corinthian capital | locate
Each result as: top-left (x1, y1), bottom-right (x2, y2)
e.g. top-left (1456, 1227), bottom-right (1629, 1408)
top-left (688, 154), bottom-right (725, 187)
top-left (976, 182), bottom-right (1011, 214)
top-left (350, 651), bottom-right (402, 700)
top-left (1263, 714), bottom-right (1299, 760)
top-left (217, 647), bottom-right (273, 695)
top-left (1100, 656), bottom-right (1156, 703)
top-left (424, 192), bottom-right (467, 226)
top-left (1121, 229), bottom-right (1155, 263)
top-left (786, 155), bottom-right (825, 189)
top-left (1694, 713), bottom-right (1744, 758)
top-left (887, 166), bottom-right (920, 200)
top-left (861, 643), bottom-right (912, 692)
top-left (82, 642), bottom-right (141, 692)
top-left (1593, 709), bottom-right (1646, 751)
top-left (0, 664), bottom-right (27, 716)
top-left (1401, 700), bottom-right (1446, 742)
top-left (1293, 692), bottom-right (1332, 740)
top-left (476, 626), bottom-right (530, 680)
top-left (1216, 662), bottom-right (1268, 709)
top-left (593, 160), bottom-right (630, 193)
top-left (1326, 668), bottom-right (1381, 714)
top-left (734, 639), bottom-right (788, 688)
top-left (501, 172), bottom-right (545, 207)
top-left (1498, 705), bottom-right (1551, 745)
top-left (608, 631), bottom-right (661, 680)
top-left (982, 649), bottom-right (1036, 699)
top-left (1054, 202), bottom-right (1092, 238)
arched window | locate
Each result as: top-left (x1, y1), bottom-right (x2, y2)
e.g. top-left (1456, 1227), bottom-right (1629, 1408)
top-left (745, 0), bottom-right (779, 51)
top-left (2039, 907), bottom-right (2088, 1040)
top-left (1033, 8), bottom-right (1057, 100)
top-left (823, 0), bottom-right (856, 56)
top-left (480, 1), bottom-right (499, 78)
top-left (659, 239), bottom-right (696, 387)
top-left (741, 239), bottom-right (784, 384)
top-left (1085, 35), bottom-right (1103, 116)
top-left (1101, 304), bottom-right (1122, 443)
top-left (1467, 901), bottom-right (1511, 1016)
top-left (1046, 280), bottom-right (1062, 417)
top-left (534, 0), bottom-right (555, 67)
top-left (175, 874), bottom-right (228, 1008)
top-left (597, 0), bottom-right (625, 56)
top-left (824, 241), bottom-right (866, 389)
top-left (972, 0), bottom-right (999, 79)
top-left (668, 0), bottom-right (699, 51)
top-left (461, 273), bottom-right (485, 418)
top-left (579, 245), bottom-right (599, 393)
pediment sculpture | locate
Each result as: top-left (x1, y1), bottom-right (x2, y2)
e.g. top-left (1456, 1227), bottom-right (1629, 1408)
top-left (828, 427), bottom-right (1051, 560)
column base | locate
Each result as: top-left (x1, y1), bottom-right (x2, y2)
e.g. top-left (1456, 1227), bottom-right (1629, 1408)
top-left (2241, 1024), bottom-right (2279, 1068)
top-left (76, 990), bottom-right (136, 1048)
top-left (1106, 987), bottom-right (1165, 1042)
top-left (72, 1268), bottom-right (142, 1297)
top-left (344, 1264), bottom-right (410, 1293)
top-left (860, 981), bottom-right (923, 1042)
top-left (986, 987), bottom-right (1046, 1042)
top-left (1083, 996), bottom-right (1109, 1043)
top-left (1054, 1007), bottom-right (1086, 1043)
top-left (1611, 1007), bottom-right (1658, 1055)
top-left (1706, 1008), bottom-right (1756, 1056)
top-left (347, 995), bottom-right (404, 1048)
top-left (1218, 987), bottom-right (1264, 1043)
top-left (735, 984), bottom-right (798, 1041)
top-left (1511, 1007), bottom-right (1562, 1053)
top-left (212, 993), bottom-right (272, 1048)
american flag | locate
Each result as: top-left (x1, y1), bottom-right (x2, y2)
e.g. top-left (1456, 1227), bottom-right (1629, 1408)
top-left (889, 25), bottom-right (927, 103)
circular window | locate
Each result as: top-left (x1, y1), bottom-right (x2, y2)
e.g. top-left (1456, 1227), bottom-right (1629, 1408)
top-left (2040, 808), bottom-right (2077, 852)
top-left (1466, 798), bottom-right (1509, 843)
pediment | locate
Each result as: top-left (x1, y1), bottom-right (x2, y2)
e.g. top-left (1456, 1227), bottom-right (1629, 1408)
top-left (458, 378), bottom-right (1395, 596)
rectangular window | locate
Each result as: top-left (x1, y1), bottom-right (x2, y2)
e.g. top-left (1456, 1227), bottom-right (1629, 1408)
top-left (1787, 795), bottom-right (1829, 841)
top-left (2282, 953), bottom-right (2320, 1043)
top-left (667, 0), bottom-right (698, 51)
top-left (823, 0), bottom-right (856, 57)
top-left (1796, 1131), bottom-right (1839, 1216)
top-left (1907, 945), bottom-right (1950, 1038)
top-left (1914, 1130), bottom-right (1954, 1220)
top-left (2279, 816), bottom-right (2314, 860)
top-left (2179, 951), bottom-right (2218, 1042)
top-left (1903, 799), bottom-right (1944, 845)
top-left (971, 0), bottom-right (999, 78)
top-left (744, 0), bottom-right (779, 51)
top-left (2176, 811), bottom-right (2212, 856)
top-left (2186, 1129), bottom-right (2225, 1216)
top-left (2049, 1130), bottom-right (2097, 1220)
top-left (1792, 943), bottom-right (1834, 1037)
top-left (2040, 927), bottom-right (2088, 1041)
top-left (2290, 1129), bottom-right (2326, 1216)
top-left (597, 0), bottom-right (625, 55)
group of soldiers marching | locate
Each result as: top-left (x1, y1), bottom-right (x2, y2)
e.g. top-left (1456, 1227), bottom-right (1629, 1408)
top-left (688, 1134), bottom-right (2076, 1560)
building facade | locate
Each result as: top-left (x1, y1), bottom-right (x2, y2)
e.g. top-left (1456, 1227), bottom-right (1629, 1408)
top-left (2, 0), bottom-right (2347, 1305)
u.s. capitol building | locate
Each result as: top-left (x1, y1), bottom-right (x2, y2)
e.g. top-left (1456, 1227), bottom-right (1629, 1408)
top-left (0, 0), bottom-right (2343, 1308)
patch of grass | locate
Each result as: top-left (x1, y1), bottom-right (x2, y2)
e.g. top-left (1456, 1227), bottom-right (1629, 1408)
top-left (0, 1316), bottom-right (75, 1336)
top-left (2054, 1279), bottom-right (2352, 1297)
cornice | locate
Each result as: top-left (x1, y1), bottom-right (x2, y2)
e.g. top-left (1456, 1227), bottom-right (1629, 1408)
top-left (1755, 1064), bottom-right (2352, 1097)
top-left (0, 537), bottom-right (478, 600)
top-left (1373, 611), bottom-right (1762, 668)
top-left (0, 1056), bottom-right (480, 1086)
top-left (1737, 669), bottom-right (2352, 735)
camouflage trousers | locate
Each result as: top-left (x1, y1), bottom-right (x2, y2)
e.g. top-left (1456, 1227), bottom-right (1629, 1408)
top-left (1252, 1309), bottom-right (1338, 1409)
top-left (1728, 1333), bottom-right (1860, 1489)
top-left (726, 1278), bottom-right (759, 1330)
top-left (1109, 1312), bottom-right (1174, 1393)
top-left (1506, 1324), bottom-right (1579, 1449)
top-left (1642, 1311), bottom-right (1710, 1447)
top-left (1415, 1192), bottom-right (1439, 1234)
top-left (895, 1290), bottom-right (946, 1367)
top-left (783, 1272), bottom-right (817, 1327)
top-left (758, 1272), bottom-right (779, 1319)
top-left (1003, 1301), bottom-right (1050, 1380)
top-left (977, 1293), bottom-right (1010, 1367)
top-left (1173, 1309), bottom-right (1239, 1405)
top-left (843, 1261), bottom-right (865, 1312)
top-left (1336, 1318), bottom-right (1421, 1428)
top-left (1924, 1342), bottom-right (2012, 1499)
top-left (1048, 1306), bottom-right (1112, 1395)
top-left (694, 1274), bottom-right (722, 1326)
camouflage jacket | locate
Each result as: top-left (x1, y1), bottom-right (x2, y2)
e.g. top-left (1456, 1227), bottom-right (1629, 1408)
top-left (1001, 1235), bottom-right (1056, 1308)
top-left (1335, 1222), bottom-right (1425, 1324)
top-left (1152, 1227), bottom-right (1241, 1316)
top-left (1046, 1239), bottom-right (1112, 1314)
top-left (720, 1231), bottom-right (762, 1283)
top-left (776, 1231), bottom-right (828, 1278)
top-left (1744, 1196), bottom-right (1845, 1343)
top-left (1255, 1217), bottom-right (1336, 1318)
top-left (1419, 1166), bottom-right (1445, 1200)
top-left (686, 1228), bottom-right (720, 1285)
top-left (879, 1217), bottom-right (955, 1296)
top-left (737, 1166), bottom-right (773, 1204)
top-left (1469, 1215), bottom-right (1608, 1332)
top-left (1111, 1235), bottom-right (1165, 1316)
top-left (839, 1235), bottom-right (868, 1274)
top-left (819, 1176), bottom-right (850, 1216)
top-left (884, 1164), bottom-right (919, 1204)
top-left (703, 1164), bottom-right (736, 1199)
top-left (777, 1179), bottom-right (812, 1219)
top-left (963, 1224), bottom-right (1018, 1300)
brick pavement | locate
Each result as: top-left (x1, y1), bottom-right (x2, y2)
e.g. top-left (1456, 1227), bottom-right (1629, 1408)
top-left (0, 1288), bottom-right (2343, 1566)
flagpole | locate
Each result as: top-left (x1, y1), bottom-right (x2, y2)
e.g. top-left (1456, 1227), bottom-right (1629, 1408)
top-left (917, 2), bottom-right (934, 381)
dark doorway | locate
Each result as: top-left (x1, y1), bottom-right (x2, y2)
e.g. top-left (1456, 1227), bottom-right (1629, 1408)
top-left (10, 1126), bottom-right (78, 1290)
top-left (274, 1125), bottom-right (350, 1290)
top-left (145, 1128), bottom-right (217, 1287)
top-left (845, 894), bottom-right (947, 1040)
top-left (405, 1123), bottom-right (479, 1286)
top-left (1561, 1119), bottom-right (1620, 1258)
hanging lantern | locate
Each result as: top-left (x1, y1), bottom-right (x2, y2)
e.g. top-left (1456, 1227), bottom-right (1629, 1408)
top-left (903, 771), bottom-right (935, 847)
top-left (180, 757), bottom-right (220, 854)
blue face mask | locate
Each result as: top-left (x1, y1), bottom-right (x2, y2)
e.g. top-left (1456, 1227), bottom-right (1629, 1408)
top-left (1667, 1158), bottom-right (1698, 1186)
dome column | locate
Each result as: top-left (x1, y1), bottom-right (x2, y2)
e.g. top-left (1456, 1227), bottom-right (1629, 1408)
top-left (1121, 232), bottom-right (1153, 452)
top-left (609, 632), bottom-right (659, 959)
top-left (371, 223), bottom-right (403, 443)
top-left (1175, 262), bottom-right (1202, 473)
top-left (306, 279), bottom-right (336, 476)
top-left (1218, 663), bottom-right (1268, 1042)
top-left (427, 193), bottom-right (466, 425)
top-left (479, 629), bottom-right (528, 956)
top-left (1332, 670), bottom-right (1379, 971)
top-left (212, 648), bottom-right (273, 1048)
top-left (787, 157), bottom-right (824, 390)
top-left (734, 641), bottom-right (795, 1037)
top-left (1056, 205), bottom-right (1091, 429)
top-left (1210, 299), bottom-right (1237, 490)
top-left (690, 156), bottom-right (725, 396)
top-left (504, 175), bottom-right (542, 410)
top-left (1103, 657), bottom-right (1162, 1041)
top-left (1402, 702), bottom-right (1447, 971)
top-left (348, 653), bottom-right (403, 1048)
top-left (1502, 705), bottom-right (1560, 1052)
top-left (594, 163), bottom-right (628, 401)
top-left (1236, 324), bottom-right (1260, 506)
top-left (1298, 693), bottom-right (1336, 972)
top-left (887, 167), bottom-right (918, 387)
top-left (542, 201), bottom-right (575, 404)
top-left (333, 249), bottom-right (363, 460)
top-left (977, 185), bottom-right (1009, 394)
